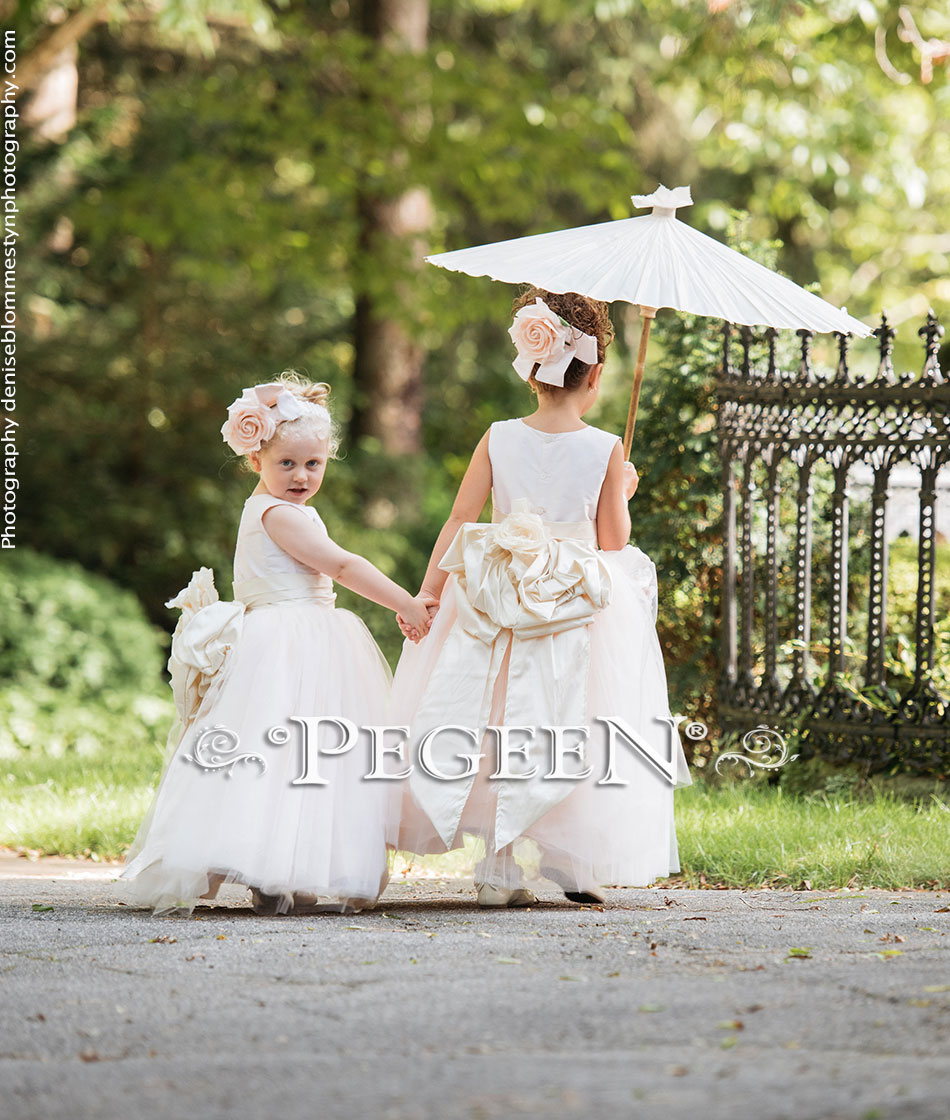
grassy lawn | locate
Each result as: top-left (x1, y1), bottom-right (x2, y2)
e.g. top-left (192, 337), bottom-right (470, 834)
top-left (0, 743), bottom-right (162, 863)
top-left (3, 742), bottom-right (948, 888)
top-left (657, 776), bottom-right (950, 890)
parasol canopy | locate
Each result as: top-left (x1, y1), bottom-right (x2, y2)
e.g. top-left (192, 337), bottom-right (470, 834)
top-left (426, 186), bottom-right (872, 456)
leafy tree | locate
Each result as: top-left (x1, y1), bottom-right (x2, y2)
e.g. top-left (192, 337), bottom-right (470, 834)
top-left (14, 0), bottom-right (949, 698)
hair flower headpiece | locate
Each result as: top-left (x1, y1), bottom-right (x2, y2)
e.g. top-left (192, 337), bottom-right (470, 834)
top-left (220, 382), bottom-right (330, 455)
top-left (508, 298), bottom-right (599, 387)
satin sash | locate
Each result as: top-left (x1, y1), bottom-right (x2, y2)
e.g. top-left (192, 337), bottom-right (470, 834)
top-left (232, 573), bottom-right (336, 610)
top-left (491, 508), bottom-right (598, 544)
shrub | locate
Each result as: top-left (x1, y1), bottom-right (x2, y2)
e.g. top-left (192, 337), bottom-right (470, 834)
top-left (0, 549), bottom-right (172, 758)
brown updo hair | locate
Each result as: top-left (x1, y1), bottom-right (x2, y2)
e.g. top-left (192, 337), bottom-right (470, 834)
top-left (511, 287), bottom-right (614, 393)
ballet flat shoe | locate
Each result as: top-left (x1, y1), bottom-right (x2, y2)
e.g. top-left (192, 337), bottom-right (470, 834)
top-left (539, 865), bottom-right (606, 905)
top-left (476, 882), bottom-right (537, 908)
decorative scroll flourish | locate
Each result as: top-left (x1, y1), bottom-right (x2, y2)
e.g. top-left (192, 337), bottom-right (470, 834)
top-left (716, 312), bottom-right (950, 775)
top-left (184, 725), bottom-right (267, 777)
top-left (713, 724), bottom-right (799, 775)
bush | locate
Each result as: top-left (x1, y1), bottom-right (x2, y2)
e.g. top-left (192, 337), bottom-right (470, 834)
top-left (0, 549), bottom-right (172, 758)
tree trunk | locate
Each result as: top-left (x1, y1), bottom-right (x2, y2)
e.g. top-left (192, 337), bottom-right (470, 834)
top-left (10, 2), bottom-right (107, 97)
top-left (351, 0), bottom-right (432, 457)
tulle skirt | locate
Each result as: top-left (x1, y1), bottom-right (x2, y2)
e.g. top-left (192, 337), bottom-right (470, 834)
top-left (391, 545), bottom-right (693, 891)
top-left (119, 603), bottom-right (397, 915)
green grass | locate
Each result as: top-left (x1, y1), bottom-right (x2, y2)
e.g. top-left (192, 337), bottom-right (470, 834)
top-left (3, 739), bottom-right (948, 888)
top-left (0, 743), bottom-right (164, 861)
top-left (658, 776), bottom-right (950, 890)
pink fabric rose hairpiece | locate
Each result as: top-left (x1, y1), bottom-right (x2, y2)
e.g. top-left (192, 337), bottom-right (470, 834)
top-left (508, 298), bottom-right (599, 387)
top-left (220, 382), bottom-right (331, 455)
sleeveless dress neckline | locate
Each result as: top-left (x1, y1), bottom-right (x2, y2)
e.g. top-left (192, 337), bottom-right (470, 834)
top-left (245, 492), bottom-right (315, 509)
top-left (517, 418), bottom-right (590, 436)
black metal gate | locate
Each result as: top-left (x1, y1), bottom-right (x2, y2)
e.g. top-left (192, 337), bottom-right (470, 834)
top-left (716, 313), bottom-right (950, 774)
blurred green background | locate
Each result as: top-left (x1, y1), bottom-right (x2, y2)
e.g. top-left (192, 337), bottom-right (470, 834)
top-left (4, 1), bottom-right (950, 853)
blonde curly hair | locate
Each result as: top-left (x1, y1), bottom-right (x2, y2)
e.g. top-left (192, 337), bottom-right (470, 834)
top-left (254, 370), bottom-right (340, 460)
top-left (511, 287), bottom-right (614, 393)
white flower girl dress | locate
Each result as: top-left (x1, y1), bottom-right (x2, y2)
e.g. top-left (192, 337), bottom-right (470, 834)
top-left (392, 418), bottom-right (693, 892)
top-left (119, 493), bottom-right (396, 914)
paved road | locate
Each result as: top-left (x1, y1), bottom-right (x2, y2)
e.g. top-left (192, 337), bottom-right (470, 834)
top-left (1, 855), bottom-right (948, 1120)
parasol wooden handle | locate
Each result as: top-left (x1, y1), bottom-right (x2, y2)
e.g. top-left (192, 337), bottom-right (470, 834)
top-left (622, 306), bottom-right (657, 461)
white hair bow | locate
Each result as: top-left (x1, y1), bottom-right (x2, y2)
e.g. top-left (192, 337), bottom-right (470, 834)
top-left (251, 383), bottom-right (329, 424)
top-left (508, 298), bottom-right (599, 387)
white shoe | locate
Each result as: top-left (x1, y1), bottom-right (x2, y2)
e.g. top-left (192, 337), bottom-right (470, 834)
top-left (476, 882), bottom-right (537, 908)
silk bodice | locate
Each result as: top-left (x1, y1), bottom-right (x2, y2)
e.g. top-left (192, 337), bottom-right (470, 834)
top-left (488, 418), bottom-right (620, 526)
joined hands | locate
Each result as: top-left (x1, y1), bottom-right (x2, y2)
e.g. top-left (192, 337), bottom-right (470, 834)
top-left (396, 592), bottom-right (440, 643)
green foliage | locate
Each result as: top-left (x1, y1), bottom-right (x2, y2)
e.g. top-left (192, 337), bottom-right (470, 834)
top-left (9, 0), bottom-right (950, 859)
top-left (15, 0), bottom-right (950, 671)
top-left (0, 548), bottom-right (168, 697)
top-left (17, 7), bottom-right (646, 624)
top-left (15, 0), bottom-right (281, 57)
top-left (628, 307), bottom-right (722, 733)
top-left (0, 550), bottom-right (172, 757)
top-left (775, 749), bottom-right (950, 805)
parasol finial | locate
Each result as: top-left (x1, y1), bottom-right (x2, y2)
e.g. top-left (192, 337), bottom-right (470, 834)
top-left (631, 184), bottom-right (693, 218)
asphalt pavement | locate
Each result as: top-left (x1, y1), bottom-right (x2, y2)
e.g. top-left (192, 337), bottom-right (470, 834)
top-left (1, 853), bottom-right (948, 1120)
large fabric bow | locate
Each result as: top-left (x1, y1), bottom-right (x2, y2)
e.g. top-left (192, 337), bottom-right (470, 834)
top-left (165, 567), bottom-right (245, 732)
top-left (444, 502), bottom-right (611, 642)
top-left (408, 501), bottom-right (612, 850)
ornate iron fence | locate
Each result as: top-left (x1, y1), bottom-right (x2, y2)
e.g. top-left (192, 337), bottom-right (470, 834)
top-left (716, 312), bottom-right (950, 775)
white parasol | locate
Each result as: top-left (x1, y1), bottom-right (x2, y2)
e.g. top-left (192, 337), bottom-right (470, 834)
top-left (426, 185), bottom-right (872, 457)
